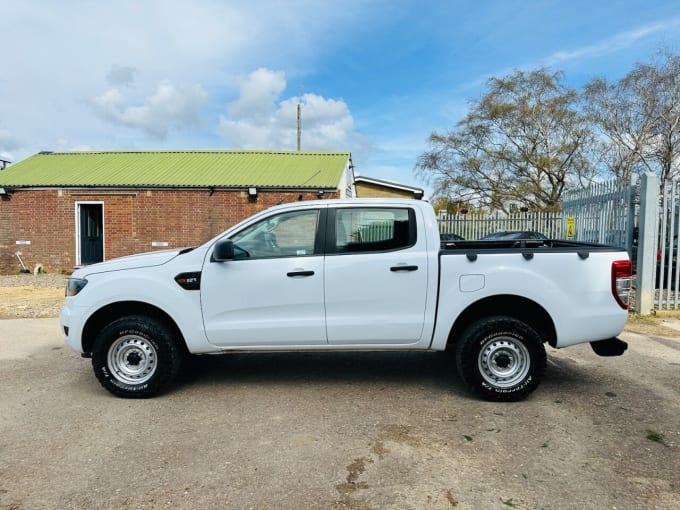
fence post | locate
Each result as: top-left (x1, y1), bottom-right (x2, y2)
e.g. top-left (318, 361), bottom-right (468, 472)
top-left (635, 173), bottom-right (659, 315)
top-left (625, 174), bottom-right (638, 257)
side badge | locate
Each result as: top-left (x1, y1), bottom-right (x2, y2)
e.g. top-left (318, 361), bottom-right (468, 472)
top-left (175, 272), bottom-right (201, 290)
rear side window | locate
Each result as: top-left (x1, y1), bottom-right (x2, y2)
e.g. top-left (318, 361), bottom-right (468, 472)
top-left (334, 208), bottom-right (415, 253)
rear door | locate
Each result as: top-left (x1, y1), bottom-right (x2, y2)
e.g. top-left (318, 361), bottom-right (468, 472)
top-left (324, 206), bottom-right (429, 345)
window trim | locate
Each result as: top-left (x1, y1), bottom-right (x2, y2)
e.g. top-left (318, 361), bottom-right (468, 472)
top-left (325, 207), bottom-right (417, 256)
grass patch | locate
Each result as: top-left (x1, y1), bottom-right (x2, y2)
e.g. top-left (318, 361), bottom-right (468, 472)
top-left (627, 313), bottom-right (658, 325)
top-left (646, 429), bottom-right (668, 446)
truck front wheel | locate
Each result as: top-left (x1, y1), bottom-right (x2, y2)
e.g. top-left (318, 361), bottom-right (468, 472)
top-left (91, 315), bottom-right (182, 398)
top-left (455, 316), bottom-right (546, 401)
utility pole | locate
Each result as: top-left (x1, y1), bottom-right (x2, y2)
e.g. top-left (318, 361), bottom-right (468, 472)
top-left (297, 86), bottom-right (303, 151)
top-left (297, 102), bottom-right (301, 151)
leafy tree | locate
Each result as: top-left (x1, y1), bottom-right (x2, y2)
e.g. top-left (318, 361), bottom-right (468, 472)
top-left (585, 51), bottom-right (680, 182)
top-left (416, 69), bottom-right (597, 213)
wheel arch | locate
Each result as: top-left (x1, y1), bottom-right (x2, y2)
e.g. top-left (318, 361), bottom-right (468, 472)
top-left (82, 301), bottom-right (188, 355)
top-left (446, 294), bottom-right (557, 350)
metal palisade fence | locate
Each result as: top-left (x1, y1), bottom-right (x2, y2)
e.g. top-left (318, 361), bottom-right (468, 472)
top-left (561, 176), bottom-right (637, 255)
top-left (638, 175), bottom-right (680, 311)
top-left (438, 175), bottom-right (637, 253)
top-left (435, 174), bottom-right (680, 313)
top-left (437, 175), bottom-right (658, 312)
top-left (438, 210), bottom-right (565, 240)
top-left (655, 178), bottom-right (680, 310)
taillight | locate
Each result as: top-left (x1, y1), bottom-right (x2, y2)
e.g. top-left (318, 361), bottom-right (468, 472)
top-left (611, 260), bottom-right (632, 310)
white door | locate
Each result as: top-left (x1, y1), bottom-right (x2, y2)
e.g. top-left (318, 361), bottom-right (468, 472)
top-left (324, 207), bottom-right (429, 345)
top-left (201, 208), bottom-right (327, 347)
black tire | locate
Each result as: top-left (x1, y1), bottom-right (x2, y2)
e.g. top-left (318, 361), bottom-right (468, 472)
top-left (91, 315), bottom-right (182, 398)
top-left (455, 316), bottom-right (546, 401)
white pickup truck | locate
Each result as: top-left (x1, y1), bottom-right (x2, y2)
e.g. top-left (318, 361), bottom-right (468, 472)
top-left (61, 199), bottom-right (632, 401)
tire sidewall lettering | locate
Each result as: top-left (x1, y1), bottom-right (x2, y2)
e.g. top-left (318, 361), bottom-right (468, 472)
top-left (477, 331), bottom-right (524, 348)
top-left (481, 375), bottom-right (533, 393)
top-left (116, 328), bottom-right (160, 350)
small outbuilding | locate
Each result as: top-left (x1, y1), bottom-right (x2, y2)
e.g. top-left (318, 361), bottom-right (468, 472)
top-left (354, 175), bottom-right (424, 200)
top-left (0, 150), bottom-right (354, 273)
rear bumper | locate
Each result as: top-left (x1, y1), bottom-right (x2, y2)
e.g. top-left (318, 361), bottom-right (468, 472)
top-left (590, 337), bottom-right (628, 356)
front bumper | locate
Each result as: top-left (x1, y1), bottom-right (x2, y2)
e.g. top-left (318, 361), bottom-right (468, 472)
top-left (60, 302), bottom-right (85, 354)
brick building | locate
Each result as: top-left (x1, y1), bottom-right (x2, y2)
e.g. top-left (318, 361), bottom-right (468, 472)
top-left (0, 150), bottom-right (354, 274)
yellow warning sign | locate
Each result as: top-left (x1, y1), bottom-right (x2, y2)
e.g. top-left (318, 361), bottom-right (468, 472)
top-left (566, 216), bottom-right (576, 239)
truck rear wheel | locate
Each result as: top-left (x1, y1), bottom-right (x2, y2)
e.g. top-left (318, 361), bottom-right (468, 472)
top-left (91, 315), bottom-right (182, 398)
top-left (455, 316), bottom-right (546, 401)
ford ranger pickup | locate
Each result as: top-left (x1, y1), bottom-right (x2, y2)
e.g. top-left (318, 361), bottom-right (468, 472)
top-left (61, 199), bottom-right (632, 401)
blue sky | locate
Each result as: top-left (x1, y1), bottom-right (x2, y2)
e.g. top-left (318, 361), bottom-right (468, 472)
top-left (1, 1), bottom-right (679, 197)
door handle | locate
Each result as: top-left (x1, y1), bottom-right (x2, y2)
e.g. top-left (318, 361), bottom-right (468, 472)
top-left (390, 265), bottom-right (418, 272)
top-left (287, 270), bottom-right (315, 277)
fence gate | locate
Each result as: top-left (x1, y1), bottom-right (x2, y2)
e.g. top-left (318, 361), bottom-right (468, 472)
top-left (655, 178), bottom-right (680, 310)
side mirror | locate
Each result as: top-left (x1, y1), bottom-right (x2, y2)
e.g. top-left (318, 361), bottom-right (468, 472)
top-left (212, 239), bottom-right (234, 262)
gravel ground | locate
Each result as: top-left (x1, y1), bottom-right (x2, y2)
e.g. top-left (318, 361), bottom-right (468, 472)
top-left (0, 273), bottom-right (66, 288)
top-left (1, 320), bottom-right (679, 509)
top-left (0, 274), bottom-right (66, 319)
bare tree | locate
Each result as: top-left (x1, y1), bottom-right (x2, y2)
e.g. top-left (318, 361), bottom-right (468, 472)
top-left (416, 69), bottom-right (596, 213)
top-left (584, 51), bottom-right (680, 182)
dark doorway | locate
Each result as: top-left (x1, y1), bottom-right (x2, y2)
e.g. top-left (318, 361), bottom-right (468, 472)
top-left (79, 203), bottom-right (103, 265)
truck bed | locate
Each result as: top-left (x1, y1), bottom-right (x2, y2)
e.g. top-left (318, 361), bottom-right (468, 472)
top-left (433, 239), bottom-right (629, 351)
top-left (440, 239), bottom-right (625, 254)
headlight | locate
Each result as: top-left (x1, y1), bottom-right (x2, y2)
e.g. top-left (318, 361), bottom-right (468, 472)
top-left (65, 278), bottom-right (88, 297)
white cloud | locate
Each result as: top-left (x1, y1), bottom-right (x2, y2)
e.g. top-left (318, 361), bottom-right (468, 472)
top-left (0, 1), bottom-right (377, 160)
top-left (218, 69), bottom-right (359, 151)
top-left (543, 18), bottom-right (680, 67)
top-left (281, 94), bottom-right (356, 150)
top-left (92, 82), bottom-right (207, 139)
top-left (227, 68), bottom-right (287, 120)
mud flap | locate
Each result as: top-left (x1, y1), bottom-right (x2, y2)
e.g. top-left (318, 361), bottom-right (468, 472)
top-left (590, 337), bottom-right (628, 356)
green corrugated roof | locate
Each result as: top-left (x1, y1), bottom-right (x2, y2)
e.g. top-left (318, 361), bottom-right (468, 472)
top-left (0, 150), bottom-right (350, 188)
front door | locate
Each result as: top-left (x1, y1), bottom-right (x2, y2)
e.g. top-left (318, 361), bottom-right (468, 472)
top-left (79, 203), bottom-right (103, 265)
top-left (201, 207), bottom-right (327, 347)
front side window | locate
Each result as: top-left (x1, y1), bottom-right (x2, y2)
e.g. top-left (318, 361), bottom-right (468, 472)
top-left (230, 209), bottom-right (320, 259)
top-left (334, 208), bottom-right (414, 253)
